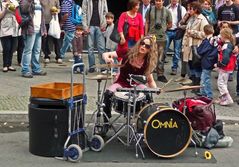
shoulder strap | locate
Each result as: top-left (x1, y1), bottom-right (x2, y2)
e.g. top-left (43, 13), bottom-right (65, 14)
top-left (177, 4), bottom-right (182, 23)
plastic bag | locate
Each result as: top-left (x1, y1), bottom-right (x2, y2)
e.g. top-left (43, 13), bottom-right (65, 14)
top-left (48, 15), bottom-right (61, 39)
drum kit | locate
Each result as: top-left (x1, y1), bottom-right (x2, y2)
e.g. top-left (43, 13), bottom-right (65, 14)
top-left (86, 64), bottom-right (202, 159)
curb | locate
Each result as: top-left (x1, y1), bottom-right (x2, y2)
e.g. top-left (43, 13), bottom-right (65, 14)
top-left (0, 111), bottom-right (239, 124)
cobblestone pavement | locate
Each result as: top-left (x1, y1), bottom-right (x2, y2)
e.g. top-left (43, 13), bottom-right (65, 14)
top-left (0, 52), bottom-right (239, 122)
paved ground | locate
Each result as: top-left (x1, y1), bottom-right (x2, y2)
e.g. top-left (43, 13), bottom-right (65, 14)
top-left (0, 52), bottom-right (239, 123)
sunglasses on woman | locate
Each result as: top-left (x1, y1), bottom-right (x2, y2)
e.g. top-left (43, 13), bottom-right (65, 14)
top-left (140, 41), bottom-right (151, 49)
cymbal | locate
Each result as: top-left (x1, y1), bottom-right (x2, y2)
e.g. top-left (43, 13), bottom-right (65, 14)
top-left (86, 74), bottom-right (113, 80)
top-left (94, 64), bottom-right (123, 68)
top-left (164, 85), bottom-right (202, 92)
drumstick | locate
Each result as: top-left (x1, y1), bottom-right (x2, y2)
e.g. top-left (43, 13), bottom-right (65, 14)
top-left (160, 78), bottom-right (173, 92)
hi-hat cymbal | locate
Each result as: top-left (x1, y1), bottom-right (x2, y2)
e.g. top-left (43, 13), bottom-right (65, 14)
top-left (86, 74), bottom-right (113, 80)
top-left (94, 64), bottom-right (123, 68)
top-left (164, 85), bottom-right (202, 92)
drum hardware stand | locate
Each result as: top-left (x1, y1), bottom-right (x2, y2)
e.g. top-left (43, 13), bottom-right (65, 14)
top-left (87, 69), bottom-right (123, 140)
top-left (104, 76), bottom-right (145, 157)
top-left (182, 89), bottom-right (198, 156)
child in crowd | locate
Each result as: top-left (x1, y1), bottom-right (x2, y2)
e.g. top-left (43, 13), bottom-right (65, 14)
top-left (197, 25), bottom-right (218, 99)
top-left (72, 25), bottom-right (84, 73)
top-left (214, 28), bottom-right (237, 106)
top-left (102, 12), bottom-right (118, 75)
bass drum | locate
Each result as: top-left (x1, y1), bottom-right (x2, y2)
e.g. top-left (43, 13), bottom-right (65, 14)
top-left (137, 103), bottom-right (192, 158)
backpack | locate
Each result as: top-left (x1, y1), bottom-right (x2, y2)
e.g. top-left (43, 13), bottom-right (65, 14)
top-left (15, 1), bottom-right (33, 28)
top-left (70, 2), bottom-right (82, 26)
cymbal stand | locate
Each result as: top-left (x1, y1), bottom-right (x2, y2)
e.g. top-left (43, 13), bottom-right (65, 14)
top-left (182, 90), bottom-right (198, 156)
top-left (89, 69), bottom-right (123, 138)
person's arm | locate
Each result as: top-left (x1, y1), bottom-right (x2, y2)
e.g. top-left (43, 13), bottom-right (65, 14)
top-left (166, 9), bottom-right (172, 29)
top-left (218, 43), bottom-right (233, 67)
top-left (144, 9), bottom-right (150, 35)
top-left (147, 74), bottom-right (157, 88)
top-left (81, 0), bottom-right (88, 31)
top-left (0, 2), bottom-right (9, 20)
top-left (118, 12), bottom-right (127, 45)
top-left (138, 13), bottom-right (144, 38)
top-left (59, 1), bottom-right (69, 27)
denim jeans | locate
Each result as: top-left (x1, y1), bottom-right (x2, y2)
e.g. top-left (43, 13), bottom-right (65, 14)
top-left (60, 31), bottom-right (75, 58)
top-left (21, 32), bottom-right (42, 74)
top-left (200, 69), bottom-right (213, 99)
top-left (87, 26), bottom-right (105, 68)
top-left (165, 31), bottom-right (182, 70)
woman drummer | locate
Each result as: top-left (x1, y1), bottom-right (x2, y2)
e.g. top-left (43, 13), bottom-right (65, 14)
top-left (102, 35), bottom-right (159, 135)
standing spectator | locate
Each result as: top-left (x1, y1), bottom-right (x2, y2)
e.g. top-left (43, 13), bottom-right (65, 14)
top-left (138, 0), bottom-right (151, 27)
top-left (201, 0), bottom-right (217, 26)
top-left (214, 28), bottom-right (236, 106)
top-left (59, 0), bottom-right (76, 64)
top-left (104, 12), bottom-right (118, 53)
top-left (20, 0), bottom-right (47, 78)
top-left (102, 12), bottom-right (118, 74)
top-left (145, 0), bottom-right (172, 82)
top-left (197, 24), bottom-right (218, 99)
top-left (41, 0), bottom-right (61, 63)
top-left (82, 0), bottom-right (108, 73)
top-left (116, 0), bottom-right (144, 60)
top-left (179, 1), bottom-right (208, 85)
top-left (217, 0), bottom-right (239, 34)
top-left (165, 0), bottom-right (187, 75)
top-left (0, 0), bottom-right (18, 72)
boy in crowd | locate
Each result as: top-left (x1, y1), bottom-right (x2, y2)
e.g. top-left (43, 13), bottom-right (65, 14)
top-left (197, 25), bottom-right (218, 99)
top-left (102, 12), bottom-right (118, 74)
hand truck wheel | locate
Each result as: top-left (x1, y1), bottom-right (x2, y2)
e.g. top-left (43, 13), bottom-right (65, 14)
top-left (66, 144), bottom-right (83, 162)
top-left (90, 135), bottom-right (104, 152)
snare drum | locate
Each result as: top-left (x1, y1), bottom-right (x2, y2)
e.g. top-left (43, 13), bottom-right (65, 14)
top-left (113, 92), bottom-right (145, 114)
top-left (137, 103), bottom-right (192, 158)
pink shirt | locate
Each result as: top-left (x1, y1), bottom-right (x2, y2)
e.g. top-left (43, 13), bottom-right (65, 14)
top-left (118, 12), bottom-right (144, 40)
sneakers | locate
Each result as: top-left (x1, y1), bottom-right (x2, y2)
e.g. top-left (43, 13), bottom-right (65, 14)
top-left (157, 75), bottom-right (168, 83)
top-left (170, 69), bottom-right (177, 75)
top-left (44, 58), bottom-right (50, 63)
top-left (32, 71), bottom-right (47, 76)
top-left (22, 72), bottom-right (33, 78)
top-left (56, 59), bottom-right (63, 64)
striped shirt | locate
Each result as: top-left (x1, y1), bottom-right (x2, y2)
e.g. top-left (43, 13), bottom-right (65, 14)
top-left (61, 0), bottom-right (75, 32)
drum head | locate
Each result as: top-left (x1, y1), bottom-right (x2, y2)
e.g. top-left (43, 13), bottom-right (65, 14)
top-left (144, 109), bottom-right (192, 158)
top-left (114, 92), bottom-right (145, 101)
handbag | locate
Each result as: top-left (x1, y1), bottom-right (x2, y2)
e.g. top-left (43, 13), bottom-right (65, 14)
top-left (175, 28), bottom-right (185, 40)
top-left (110, 13), bottom-right (129, 43)
top-left (191, 45), bottom-right (202, 68)
top-left (48, 15), bottom-right (61, 39)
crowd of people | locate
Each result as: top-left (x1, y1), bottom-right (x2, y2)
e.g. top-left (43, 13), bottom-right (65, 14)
top-left (0, 0), bottom-right (239, 106)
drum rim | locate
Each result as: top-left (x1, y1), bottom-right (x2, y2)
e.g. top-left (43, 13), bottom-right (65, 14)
top-left (143, 108), bottom-right (192, 158)
top-left (114, 92), bottom-right (145, 101)
top-left (137, 102), bottom-right (169, 117)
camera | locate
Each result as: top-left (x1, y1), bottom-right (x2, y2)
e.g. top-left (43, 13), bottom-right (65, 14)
top-left (154, 23), bottom-right (162, 30)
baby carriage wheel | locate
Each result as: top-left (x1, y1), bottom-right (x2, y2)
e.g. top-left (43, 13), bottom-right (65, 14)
top-left (90, 135), bottom-right (104, 152)
top-left (67, 144), bottom-right (83, 162)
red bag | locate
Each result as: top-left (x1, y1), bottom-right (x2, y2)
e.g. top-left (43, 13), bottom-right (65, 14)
top-left (172, 96), bottom-right (216, 132)
top-left (15, 7), bottom-right (32, 27)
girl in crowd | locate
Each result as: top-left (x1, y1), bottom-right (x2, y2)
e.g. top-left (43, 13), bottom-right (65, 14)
top-left (215, 28), bottom-right (236, 106)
